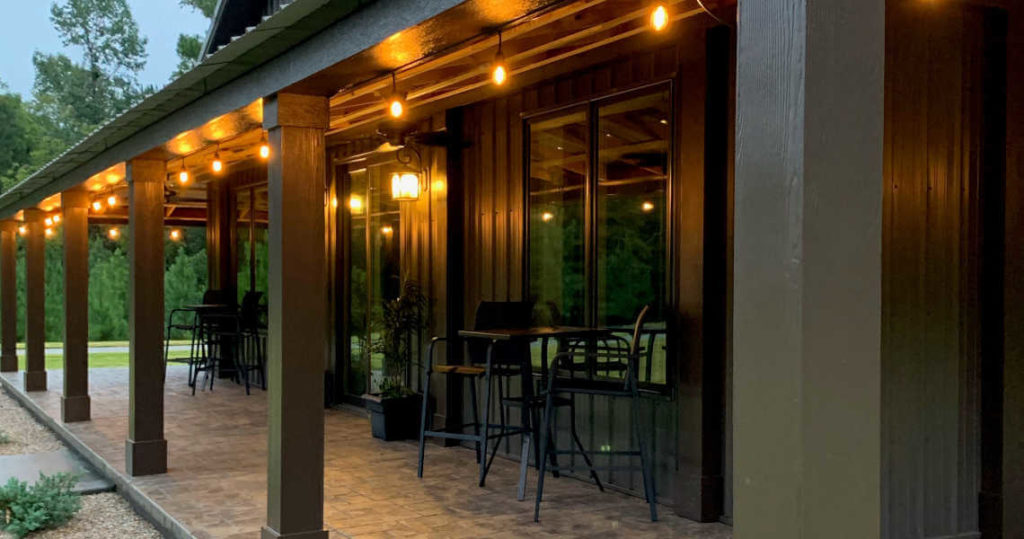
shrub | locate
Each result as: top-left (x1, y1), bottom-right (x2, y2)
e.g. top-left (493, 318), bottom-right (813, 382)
top-left (0, 473), bottom-right (81, 538)
top-left (0, 431), bottom-right (11, 444)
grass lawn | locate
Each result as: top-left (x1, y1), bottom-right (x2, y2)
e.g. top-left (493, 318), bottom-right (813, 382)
top-left (17, 349), bottom-right (191, 370)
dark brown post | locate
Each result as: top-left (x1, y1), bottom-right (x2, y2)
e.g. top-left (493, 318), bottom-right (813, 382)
top-left (733, 0), bottom-right (883, 536)
top-left (0, 220), bottom-right (16, 373)
top-left (262, 93), bottom-right (328, 539)
top-left (23, 209), bottom-right (46, 391)
top-left (125, 158), bottom-right (167, 476)
top-left (61, 189), bottom-right (91, 422)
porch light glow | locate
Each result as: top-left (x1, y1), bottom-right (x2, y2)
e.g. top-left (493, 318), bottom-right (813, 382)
top-left (169, 229), bottom-right (182, 241)
top-left (389, 96), bottom-right (405, 118)
top-left (17, 225), bottom-right (26, 236)
top-left (44, 217), bottom-right (53, 227)
top-left (52, 215), bottom-right (61, 224)
top-left (44, 228), bottom-right (54, 238)
top-left (641, 200), bottom-right (655, 212)
top-left (391, 171), bottom-right (421, 201)
top-left (349, 195), bottom-right (364, 213)
top-left (92, 201), bottom-right (103, 212)
top-left (179, 170), bottom-right (189, 184)
top-left (212, 154), bottom-right (224, 173)
top-left (107, 195), bottom-right (118, 207)
top-left (541, 211), bottom-right (554, 222)
top-left (108, 227), bottom-right (120, 240)
top-left (259, 143), bottom-right (270, 159)
top-left (491, 32), bottom-right (508, 86)
top-left (651, 5), bottom-right (668, 31)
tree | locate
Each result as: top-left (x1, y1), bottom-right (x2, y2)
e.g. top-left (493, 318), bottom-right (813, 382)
top-left (172, 0), bottom-right (217, 78)
top-left (32, 0), bottom-right (151, 147)
top-left (0, 87), bottom-right (33, 191)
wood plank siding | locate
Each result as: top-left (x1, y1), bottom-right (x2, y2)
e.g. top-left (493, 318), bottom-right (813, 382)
top-left (882, 2), bottom-right (1008, 537)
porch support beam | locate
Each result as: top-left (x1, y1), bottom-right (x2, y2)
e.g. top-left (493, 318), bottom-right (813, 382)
top-left (261, 92), bottom-right (328, 539)
top-left (733, 0), bottom-right (883, 537)
top-left (23, 209), bottom-right (47, 391)
top-left (0, 220), bottom-right (16, 373)
top-left (61, 189), bottom-right (91, 422)
top-left (125, 158), bottom-right (167, 476)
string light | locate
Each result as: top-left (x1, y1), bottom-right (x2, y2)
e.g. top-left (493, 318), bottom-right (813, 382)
top-left (17, 225), bottom-right (27, 236)
top-left (107, 227), bottom-right (120, 240)
top-left (650, 4), bottom-right (668, 31)
top-left (107, 194), bottom-right (118, 207)
top-left (492, 31), bottom-right (508, 86)
top-left (44, 228), bottom-right (54, 238)
top-left (212, 151), bottom-right (224, 173)
top-left (641, 201), bottom-right (655, 212)
top-left (179, 170), bottom-right (189, 185)
top-left (388, 73), bottom-right (405, 119)
top-left (92, 201), bottom-right (103, 212)
top-left (380, 225), bottom-right (394, 236)
top-left (169, 229), bottom-right (182, 241)
top-left (259, 134), bottom-right (270, 159)
top-left (541, 211), bottom-right (554, 222)
top-left (52, 214), bottom-right (61, 224)
top-left (44, 217), bottom-right (53, 227)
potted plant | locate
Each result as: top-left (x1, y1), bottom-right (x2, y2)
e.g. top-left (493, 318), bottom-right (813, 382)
top-left (364, 280), bottom-right (427, 441)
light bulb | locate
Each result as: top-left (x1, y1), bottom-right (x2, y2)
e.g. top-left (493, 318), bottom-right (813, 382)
top-left (17, 226), bottom-right (26, 236)
top-left (641, 201), bottom-right (655, 213)
top-left (492, 62), bottom-right (507, 86)
top-left (44, 228), bottom-right (54, 238)
top-left (52, 214), bottom-right (61, 224)
top-left (259, 144), bottom-right (270, 159)
top-left (541, 211), bottom-right (554, 222)
top-left (349, 195), bottom-right (364, 213)
top-left (651, 5), bottom-right (668, 31)
top-left (212, 155), bottom-right (223, 173)
top-left (178, 170), bottom-right (189, 184)
top-left (107, 195), bottom-right (118, 207)
top-left (389, 97), bottom-right (404, 118)
top-left (44, 217), bottom-right (53, 227)
top-left (92, 201), bottom-right (103, 212)
top-left (108, 228), bottom-right (120, 240)
top-left (169, 229), bottom-right (182, 241)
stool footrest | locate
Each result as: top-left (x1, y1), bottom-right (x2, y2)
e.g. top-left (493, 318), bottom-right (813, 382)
top-left (432, 365), bottom-right (485, 375)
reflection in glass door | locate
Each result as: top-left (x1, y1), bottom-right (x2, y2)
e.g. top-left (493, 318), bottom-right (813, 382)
top-left (345, 161), bottom-right (403, 396)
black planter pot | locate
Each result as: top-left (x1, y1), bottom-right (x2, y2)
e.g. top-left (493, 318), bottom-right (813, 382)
top-left (363, 393), bottom-right (421, 441)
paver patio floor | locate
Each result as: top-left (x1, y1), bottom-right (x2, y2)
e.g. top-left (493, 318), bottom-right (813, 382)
top-left (1, 367), bottom-right (731, 538)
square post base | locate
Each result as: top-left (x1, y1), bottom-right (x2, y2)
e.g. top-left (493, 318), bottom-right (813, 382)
top-left (125, 438), bottom-right (167, 476)
top-left (61, 395), bottom-right (91, 422)
top-left (261, 527), bottom-right (328, 539)
top-left (23, 370), bottom-right (46, 391)
top-left (0, 354), bottom-right (15, 372)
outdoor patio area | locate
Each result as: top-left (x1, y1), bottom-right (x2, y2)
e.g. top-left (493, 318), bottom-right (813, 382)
top-left (0, 367), bottom-right (732, 538)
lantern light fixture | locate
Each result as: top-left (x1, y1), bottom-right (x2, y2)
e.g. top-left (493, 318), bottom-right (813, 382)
top-left (491, 31), bottom-right (508, 86)
top-left (651, 4), bottom-right (668, 31)
top-left (391, 170), bottom-right (421, 201)
top-left (212, 151), bottom-right (224, 173)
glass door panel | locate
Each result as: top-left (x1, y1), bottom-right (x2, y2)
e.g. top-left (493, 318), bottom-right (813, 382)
top-left (596, 88), bottom-right (670, 384)
top-left (347, 167), bottom-right (369, 396)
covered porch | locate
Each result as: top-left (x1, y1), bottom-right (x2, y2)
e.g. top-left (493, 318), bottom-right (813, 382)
top-left (0, 366), bottom-right (730, 538)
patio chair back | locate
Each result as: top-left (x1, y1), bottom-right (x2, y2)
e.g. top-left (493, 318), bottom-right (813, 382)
top-left (240, 291), bottom-right (264, 330)
top-left (467, 301), bottom-right (531, 366)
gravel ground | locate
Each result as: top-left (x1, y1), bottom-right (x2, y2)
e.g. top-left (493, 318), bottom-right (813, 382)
top-left (0, 388), bottom-right (63, 456)
top-left (0, 388), bottom-right (162, 538)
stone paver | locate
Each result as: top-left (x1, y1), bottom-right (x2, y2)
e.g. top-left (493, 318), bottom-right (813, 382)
top-left (1, 368), bottom-right (731, 538)
top-left (0, 448), bottom-right (114, 494)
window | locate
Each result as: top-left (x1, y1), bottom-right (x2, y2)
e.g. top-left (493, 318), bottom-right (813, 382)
top-left (527, 85), bottom-right (671, 385)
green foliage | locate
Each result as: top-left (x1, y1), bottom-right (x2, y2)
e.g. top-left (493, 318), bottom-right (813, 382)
top-left (371, 281), bottom-right (427, 397)
top-left (173, 0), bottom-right (217, 78)
top-left (0, 473), bottom-right (81, 538)
top-left (0, 431), bottom-right (11, 445)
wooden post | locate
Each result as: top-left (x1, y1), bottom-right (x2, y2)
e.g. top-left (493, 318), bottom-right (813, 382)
top-left (262, 93), bottom-right (328, 539)
top-left (125, 158), bottom-right (167, 476)
top-left (61, 189), bottom-right (91, 422)
top-left (23, 209), bottom-right (47, 392)
top-left (732, 0), bottom-right (883, 537)
top-left (0, 220), bottom-right (16, 373)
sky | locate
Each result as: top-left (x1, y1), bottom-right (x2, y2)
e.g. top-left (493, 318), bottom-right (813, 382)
top-left (0, 1), bottom-right (211, 99)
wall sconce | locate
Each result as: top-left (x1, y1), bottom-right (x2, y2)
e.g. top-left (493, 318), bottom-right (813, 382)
top-left (390, 145), bottom-right (427, 202)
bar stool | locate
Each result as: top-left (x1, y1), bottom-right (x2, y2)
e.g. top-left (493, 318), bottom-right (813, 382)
top-left (163, 307), bottom-right (199, 385)
top-left (533, 305), bottom-right (658, 522)
top-left (417, 301), bottom-right (532, 488)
